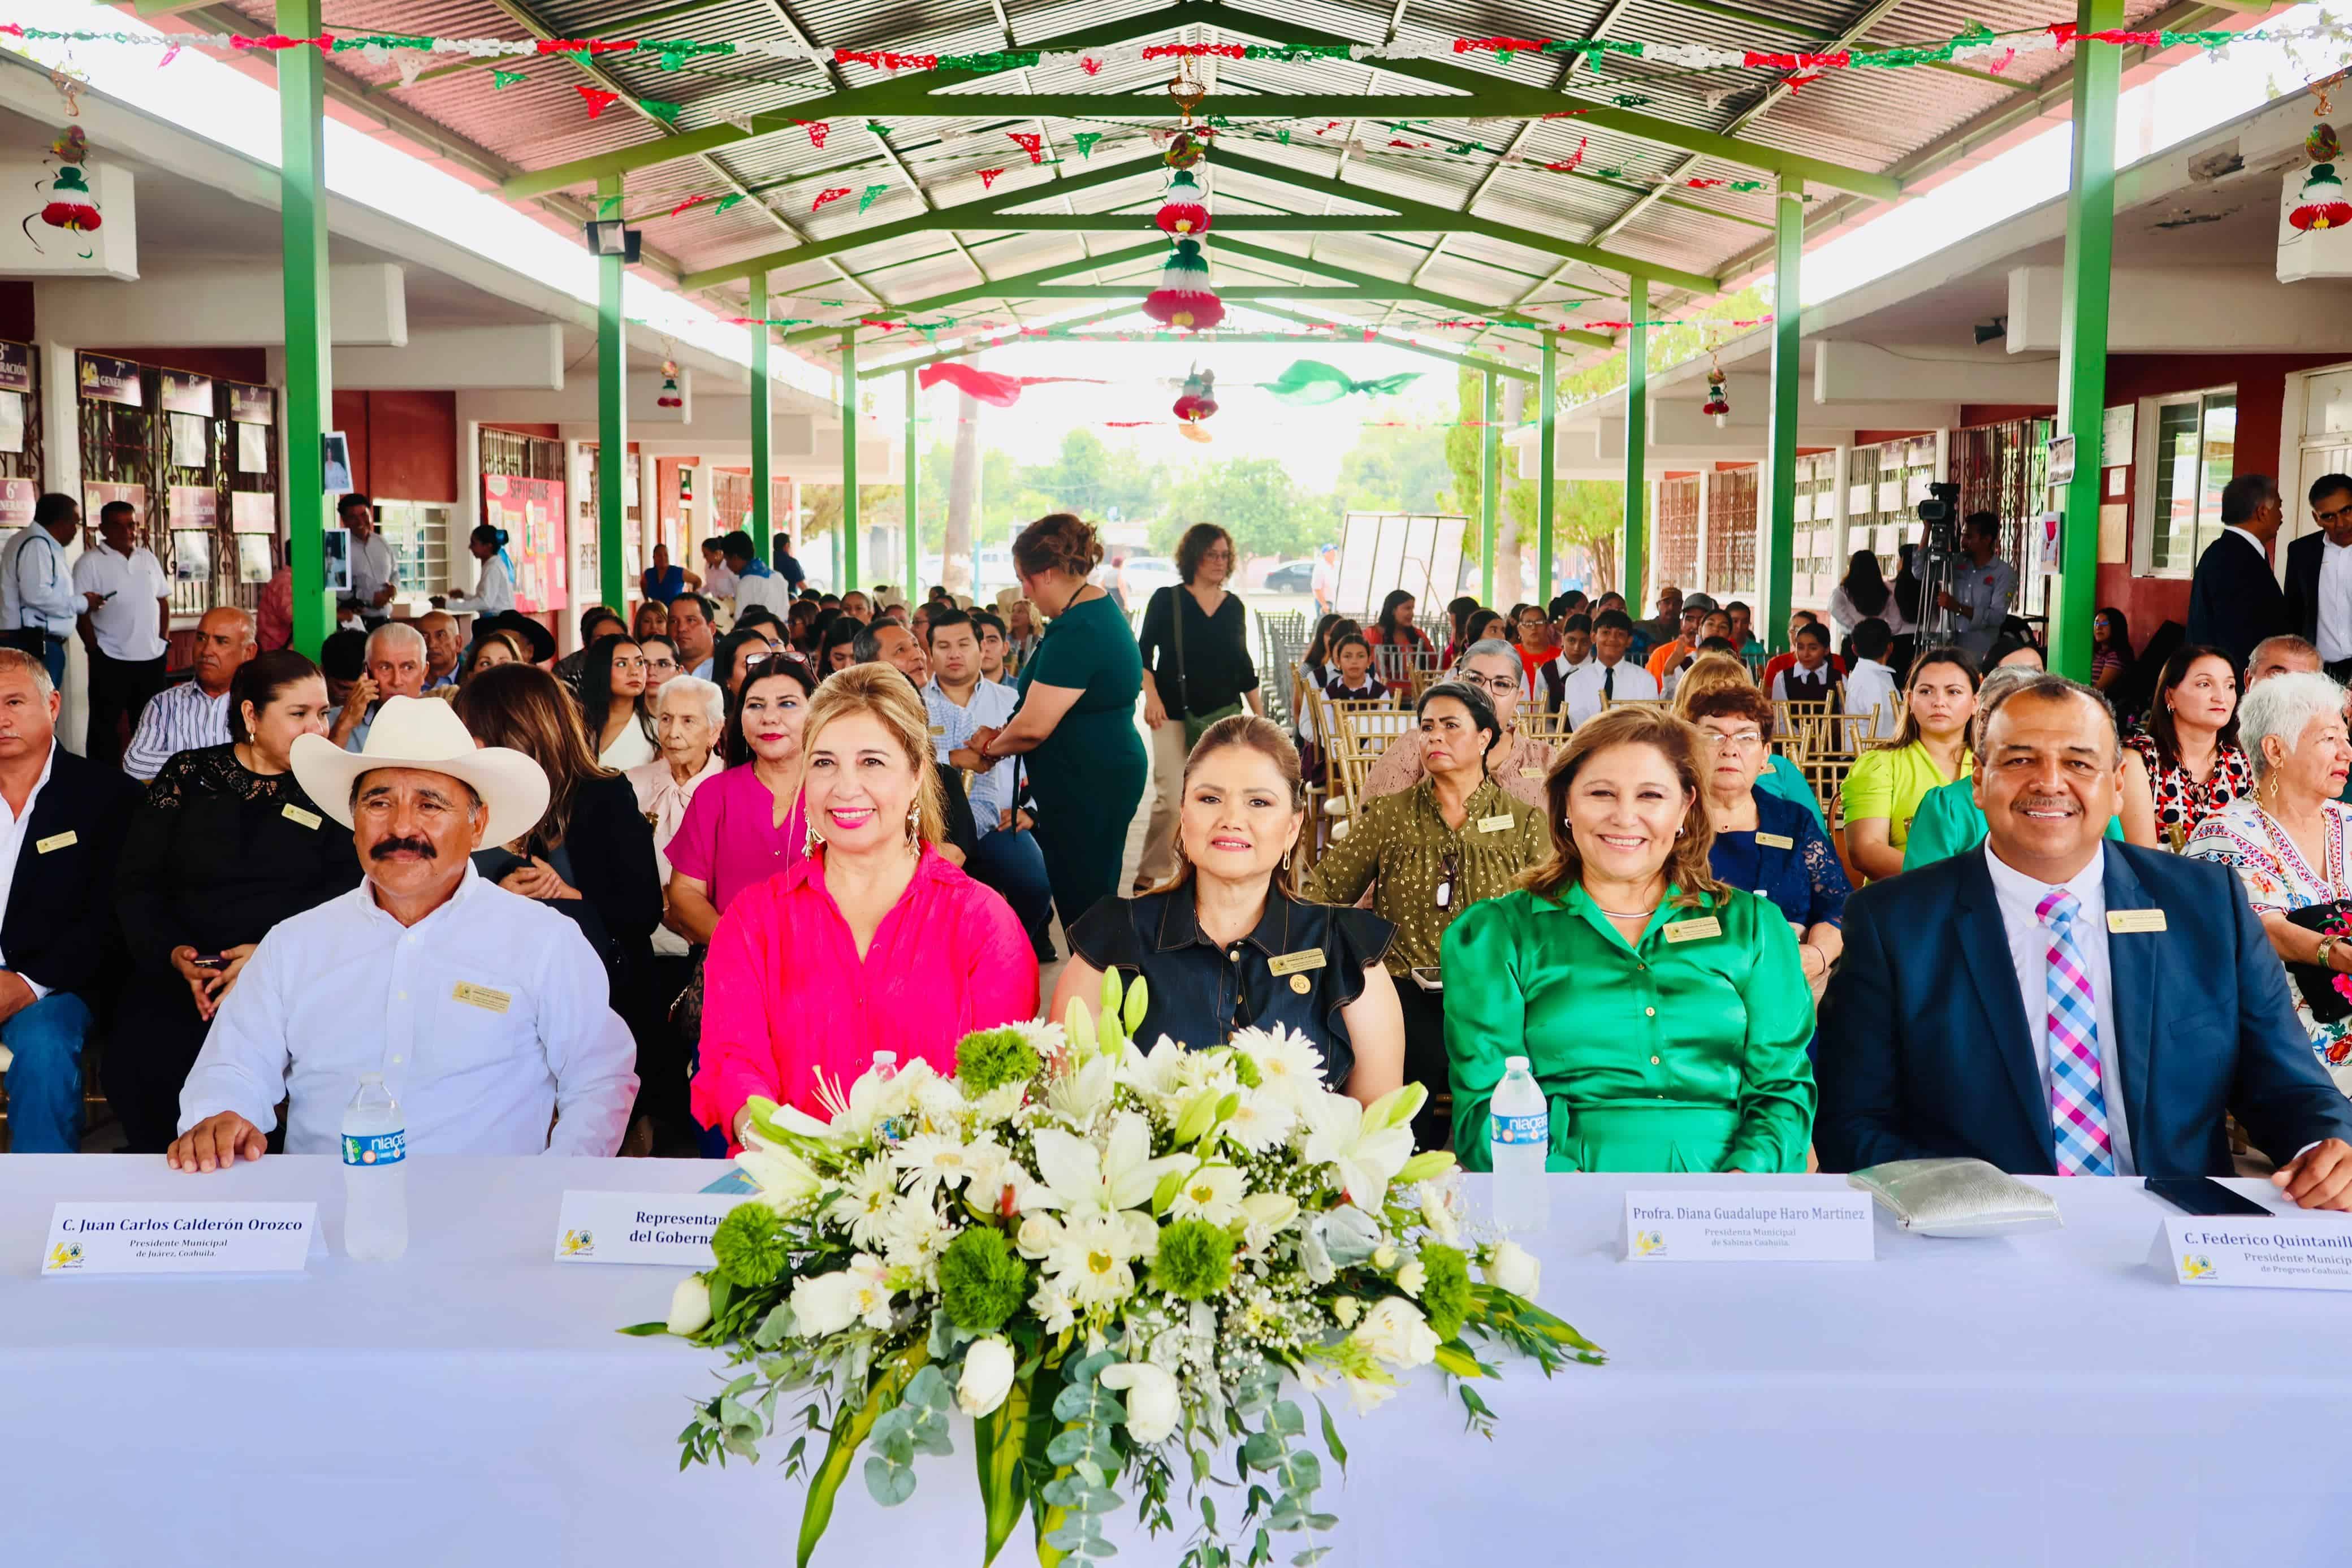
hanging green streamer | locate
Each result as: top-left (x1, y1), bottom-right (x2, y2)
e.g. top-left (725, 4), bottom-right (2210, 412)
top-left (1072, 131), bottom-right (1102, 159)
top-left (1256, 360), bottom-right (1422, 405)
top-left (640, 98), bottom-right (684, 124)
top-left (491, 68), bottom-right (528, 88)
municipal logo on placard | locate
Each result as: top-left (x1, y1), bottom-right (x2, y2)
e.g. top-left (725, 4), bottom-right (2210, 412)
top-left (1633, 1230), bottom-right (1666, 1258)
top-left (2180, 1253), bottom-right (2217, 1281)
top-left (560, 1229), bottom-right (596, 1258)
top-left (44, 1241), bottom-right (83, 1272)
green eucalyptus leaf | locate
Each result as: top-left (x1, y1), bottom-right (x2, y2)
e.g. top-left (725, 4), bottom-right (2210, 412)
top-left (863, 1453), bottom-right (918, 1506)
top-left (905, 1363), bottom-right (953, 1412)
top-left (1269, 1400), bottom-right (1305, 1436)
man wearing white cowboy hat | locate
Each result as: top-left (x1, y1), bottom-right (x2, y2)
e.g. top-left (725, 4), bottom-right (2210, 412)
top-left (169, 696), bottom-right (638, 1171)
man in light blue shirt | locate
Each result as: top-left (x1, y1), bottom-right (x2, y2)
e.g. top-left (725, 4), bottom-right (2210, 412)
top-left (168, 696), bottom-right (637, 1168)
top-left (1938, 512), bottom-right (2018, 665)
top-left (921, 607), bottom-right (1053, 961)
top-left (0, 494), bottom-right (84, 688)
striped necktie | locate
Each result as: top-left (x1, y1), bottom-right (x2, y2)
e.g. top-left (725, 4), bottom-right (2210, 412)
top-left (2037, 888), bottom-right (2115, 1176)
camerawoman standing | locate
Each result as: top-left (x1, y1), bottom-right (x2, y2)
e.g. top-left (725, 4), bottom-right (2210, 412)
top-left (1136, 523), bottom-right (1263, 890)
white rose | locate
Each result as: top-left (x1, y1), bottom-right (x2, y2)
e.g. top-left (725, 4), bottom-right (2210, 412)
top-left (665, 1274), bottom-right (712, 1335)
top-left (957, 1336), bottom-right (1017, 1418)
top-left (1099, 1361), bottom-right (1182, 1444)
top-left (1395, 1261), bottom-right (1426, 1297)
top-left (1484, 1239), bottom-right (1541, 1300)
top-left (1331, 1294), bottom-right (1361, 1328)
top-left (1351, 1297), bottom-right (1438, 1369)
top-left (1370, 1243), bottom-right (1399, 1271)
top-left (1015, 1214), bottom-right (1062, 1259)
top-left (789, 1270), bottom-right (858, 1337)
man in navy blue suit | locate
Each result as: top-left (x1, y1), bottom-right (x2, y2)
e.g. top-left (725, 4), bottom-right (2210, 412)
top-left (1818, 671), bottom-right (2352, 1207)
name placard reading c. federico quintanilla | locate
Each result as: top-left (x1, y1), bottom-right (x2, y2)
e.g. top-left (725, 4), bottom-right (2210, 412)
top-left (40, 1201), bottom-right (317, 1275)
top-left (2152, 1215), bottom-right (2352, 1291)
top-left (1622, 1190), bottom-right (1875, 1262)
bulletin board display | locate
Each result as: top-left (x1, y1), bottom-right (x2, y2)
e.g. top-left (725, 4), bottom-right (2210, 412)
top-left (482, 473), bottom-right (567, 614)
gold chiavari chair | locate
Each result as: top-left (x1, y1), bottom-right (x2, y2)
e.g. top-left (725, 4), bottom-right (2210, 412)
top-left (1331, 702), bottom-right (1415, 828)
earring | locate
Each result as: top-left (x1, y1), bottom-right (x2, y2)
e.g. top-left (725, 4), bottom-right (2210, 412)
top-left (906, 804), bottom-right (920, 846)
top-left (805, 824), bottom-right (825, 856)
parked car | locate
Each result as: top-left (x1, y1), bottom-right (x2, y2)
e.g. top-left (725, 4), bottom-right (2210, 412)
top-left (1121, 556), bottom-right (1180, 603)
top-left (1262, 560), bottom-right (1316, 593)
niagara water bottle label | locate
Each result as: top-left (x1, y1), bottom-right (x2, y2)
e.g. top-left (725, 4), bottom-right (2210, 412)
top-left (343, 1130), bottom-right (406, 1167)
top-left (1490, 1112), bottom-right (1547, 1146)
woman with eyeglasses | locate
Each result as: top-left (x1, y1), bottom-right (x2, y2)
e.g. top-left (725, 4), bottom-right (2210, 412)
top-left (576, 633), bottom-right (658, 770)
top-left (1300, 679), bottom-right (1546, 1149)
top-left (1361, 639), bottom-right (1557, 807)
top-left (1136, 523), bottom-right (1264, 891)
top-left (1686, 686), bottom-right (1847, 994)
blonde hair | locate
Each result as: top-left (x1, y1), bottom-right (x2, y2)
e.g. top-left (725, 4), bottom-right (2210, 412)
top-left (1522, 707), bottom-right (1724, 908)
top-left (1145, 715), bottom-right (1308, 899)
top-left (798, 664), bottom-right (947, 848)
top-left (1668, 651), bottom-right (1756, 720)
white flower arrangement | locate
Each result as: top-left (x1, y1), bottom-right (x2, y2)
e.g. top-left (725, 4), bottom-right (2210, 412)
top-left (630, 973), bottom-right (1602, 1567)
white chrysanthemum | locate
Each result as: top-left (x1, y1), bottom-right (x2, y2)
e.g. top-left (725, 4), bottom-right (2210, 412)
top-left (1221, 1090), bottom-right (1298, 1154)
top-left (1164, 1162), bottom-right (1248, 1228)
top-left (1233, 1025), bottom-right (1328, 1110)
top-left (878, 1194), bottom-right (953, 1283)
top-left (1029, 1270), bottom-right (1079, 1334)
top-left (826, 1158), bottom-right (900, 1249)
top-left (1042, 1210), bottom-right (1153, 1307)
top-left (893, 1131), bottom-right (993, 1199)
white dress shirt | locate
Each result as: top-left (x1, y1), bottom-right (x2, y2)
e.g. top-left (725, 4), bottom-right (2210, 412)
top-left (2318, 536), bottom-right (2352, 664)
top-left (0, 743), bottom-right (56, 997)
top-left (732, 563), bottom-right (794, 622)
top-left (1982, 843), bottom-right (2137, 1177)
top-left (179, 864), bottom-right (637, 1155)
top-left (924, 677), bottom-right (1019, 833)
top-left (1563, 656), bottom-right (1659, 727)
top-left (0, 526), bottom-right (76, 636)
top-left (70, 542), bottom-right (170, 661)
top-left (122, 681), bottom-right (232, 782)
top-left (700, 561), bottom-right (739, 601)
top-left (1843, 658), bottom-right (1900, 743)
top-left (443, 553), bottom-right (514, 617)
top-left (344, 530), bottom-right (399, 612)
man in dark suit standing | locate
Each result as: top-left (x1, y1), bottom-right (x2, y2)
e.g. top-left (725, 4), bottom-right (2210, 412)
top-left (1818, 671), bottom-right (2352, 1206)
top-left (2281, 472), bottom-right (2352, 681)
top-left (0, 647), bottom-right (140, 1151)
top-left (2185, 473), bottom-right (2290, 676)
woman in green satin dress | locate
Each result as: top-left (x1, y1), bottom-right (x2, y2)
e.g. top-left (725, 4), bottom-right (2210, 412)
top-left (970, 513), bottom-right (1148, 930)
top-left (1444, 704), bottom-right (1817, 1173)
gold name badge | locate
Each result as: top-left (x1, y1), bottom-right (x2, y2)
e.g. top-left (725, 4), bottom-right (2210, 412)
top-left (34, 830), bottom-right (75, 854)
top-left (282, 804), bottom-right (323, 830)
top-left (1754, 831), bottom-right (1795, 850)
top-left (928, 724), bottom-right (946, 735)
top-left (452, 981), bottom-right (513, 1013)
top-left (1268, 949), bottom-right (1327, 977)
top-left (1519, 766), bottom-right (1546, 779)
top-left (2107, 908), bottom-right (2168, 934)
top-left (1477, 813), bottom-right (1516, 833)
top-left (1663, 916), bottom-right (1723, 943)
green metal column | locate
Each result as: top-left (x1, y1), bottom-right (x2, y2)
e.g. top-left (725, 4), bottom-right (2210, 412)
top-left (749, 270), bottom-right (771, 560)
top-left (1764, 179), bottom-right (1804, 653)
top-left (840, 331), bottom-right (860, 593)
top-left (1622, 278), bottom-right (1647, 608)
top-left (278, 0), bottom-right (332, 655)
top-left (1479, 369), bottom-right (1498, 609)
top-left (1537, 336), bottom-right (1557, 603)
top-left (597, 173), bottom-right (627, 612)
top-left (903, 367), bottom-right (919, 599)
top-left (2050, 0), bottom-right (2122, 682)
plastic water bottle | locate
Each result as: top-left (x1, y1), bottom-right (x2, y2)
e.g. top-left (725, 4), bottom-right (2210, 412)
top-left (1489, 1056), bottom-right (1550, 1234)
top-left (870, 1049), bottom-right (898, 1082)
top-left (341, 1074), bottom-right (408, 1262)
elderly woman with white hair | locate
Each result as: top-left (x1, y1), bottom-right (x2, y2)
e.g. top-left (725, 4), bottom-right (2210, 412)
top-left (2186, 669), bottom-right (2352, 1085)
top-left (1360, 638), bottom-right (1558, 807)
top-left (625, 672), bottom-right (725, 1149)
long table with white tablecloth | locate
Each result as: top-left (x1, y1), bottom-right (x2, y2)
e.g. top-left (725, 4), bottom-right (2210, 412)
top-left (4, 1156), bottom-right (2349, 1566)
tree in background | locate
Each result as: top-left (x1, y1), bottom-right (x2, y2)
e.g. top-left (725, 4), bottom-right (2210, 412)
top-left (1336, 418), bottom-right (1452, 516)
top-left (1153, 457), bottom-right (1341, 562)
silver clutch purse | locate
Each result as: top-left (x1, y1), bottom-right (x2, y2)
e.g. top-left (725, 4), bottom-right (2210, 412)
top-left (1847, 1157), bottom-right (2063, 1237)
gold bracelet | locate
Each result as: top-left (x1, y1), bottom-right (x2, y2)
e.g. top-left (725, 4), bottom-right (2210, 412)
top-left (2323, 934), bottom-right (2341, 973)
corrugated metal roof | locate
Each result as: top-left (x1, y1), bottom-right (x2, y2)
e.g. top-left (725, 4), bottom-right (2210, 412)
top-left (182, 0), bottom-right (2278, 370)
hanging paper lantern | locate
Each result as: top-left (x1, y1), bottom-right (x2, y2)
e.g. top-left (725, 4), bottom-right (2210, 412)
top-left (2294, 163), bottom-right (2352, 231)
top-left (1141, 238), bottom-right (1224, 332)
top-left (1172, 365), bottom-right (1218, 425)
top-left (1702, 371), bottom-right (1731, 427)
top-left (656, 359), bottom-right (682, 409)
top-left (1155, 169), bottom-right (1211, 236)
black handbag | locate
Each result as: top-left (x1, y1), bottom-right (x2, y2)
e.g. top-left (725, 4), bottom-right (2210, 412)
top-left (2282, 900), bottom-right (2352, 1024)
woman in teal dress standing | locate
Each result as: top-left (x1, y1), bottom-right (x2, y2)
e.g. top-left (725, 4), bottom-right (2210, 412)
top-left (1443, 704), bottom-right (1817, 1173)
top-left (971, 513), bottom-right (1149, 932)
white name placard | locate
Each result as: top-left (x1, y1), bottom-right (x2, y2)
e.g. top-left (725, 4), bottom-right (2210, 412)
top-left (1623, 1190), bottom-right (1874, 1262)
top-left (554, 1190), bottom-right (751, 1266)
top-left (2151, 1216), bottom-right (2352, 1291)
top-left (41, 1201), bottom-right (317, 1275)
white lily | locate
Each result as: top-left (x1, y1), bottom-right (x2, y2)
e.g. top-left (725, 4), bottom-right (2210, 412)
top-left (1301, 1091), bottom-right (1417, 1213)
top-left (734, 1136), bottom-right (824, 1214)
top-left (1030, 1111), bottom-right (1177, 1219)
top-left (1117, 1034), bottom-right (1192, 1111)
top-left (1043, 1052), bottom-right (1117, 1127)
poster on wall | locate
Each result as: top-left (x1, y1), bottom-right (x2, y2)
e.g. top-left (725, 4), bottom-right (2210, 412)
top-left (229, 491), bottom-right (274, 534)
top-left (77, 353), bottom-right (140, 407)
top-left (321, 432), bottom-right (352, 494)
top-left (0, 478), bottom-right (33, 529)
top-left (167, 411), bottom-right (207, 471)
top-left (0, 391), bottom-right (23, 456)
top-left (171, 530), bottom-right (212, 584)
top-left (322, 526), bottom-right (349, 592)
top-left (158, 370), bottom-right (212, 417)
top-left (236, 533), bottom-right (273, 586)
top-left (0, 342), bottom-right (32, 395)
top-left (236, 422), bottom-right (269, 475)
top-left (166, 485), bottom-right (217, 531)
top-left (482, 473), bottom-right (568, 614)
top-left (227, 383), bottom-right (271, 426)
top-left (82, 480), bottom-right (144, 523)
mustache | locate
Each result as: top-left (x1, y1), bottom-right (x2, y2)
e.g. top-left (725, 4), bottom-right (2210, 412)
top-left (369, 836), bottom-right (437, 860)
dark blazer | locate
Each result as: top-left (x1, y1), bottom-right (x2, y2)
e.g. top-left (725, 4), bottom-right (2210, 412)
top-left (1817, 841), bottom-right (2352, 1177)
top-left (7, 744), bottom-right (143, 1001)
top-left (2282, 530), bottom-right (2327, 648)
top-left (2184, 528), bottom-right (2290, 675)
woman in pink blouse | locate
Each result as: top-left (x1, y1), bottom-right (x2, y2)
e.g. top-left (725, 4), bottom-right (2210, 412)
top-left (664, 659), bottom-right (817, 941)
top-left (693, 664), bottom-right (1039, 1139)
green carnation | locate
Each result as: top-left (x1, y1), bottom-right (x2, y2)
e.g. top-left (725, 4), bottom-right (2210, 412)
top-left (1227, 1049), bottom-right (1263, 1089)
top-left (709, 1201), bottom-right (792, 1287)
top-left (1418, 1243), bottom-right (1473, 1342)
top-left (939, 1225), bottom-right (1030, 1334)
top-left (1151, 1219), bottom-right (1236, 1301)
top-left (956, 1027), bottom-right (1042, 1097)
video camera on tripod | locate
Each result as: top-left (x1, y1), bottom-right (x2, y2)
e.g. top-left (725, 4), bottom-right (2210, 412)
top-left (1913, 480), bottom-right (1964, 640)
